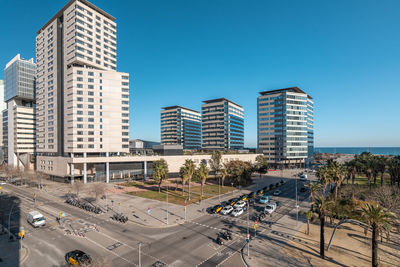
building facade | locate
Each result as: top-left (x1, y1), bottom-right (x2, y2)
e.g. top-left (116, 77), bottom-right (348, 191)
top-left (0, 80), bottom-right (5, 161)
top-left (202, 98), bottom-right (244, 150)
top-left (257, 87), bottom-right (314, 167)
top-left (161, 106), bottom-right (201, 150)
top-left (35, 0), bottom-right (129, 180)
top-left (3, 55), bottom-right (36, 169)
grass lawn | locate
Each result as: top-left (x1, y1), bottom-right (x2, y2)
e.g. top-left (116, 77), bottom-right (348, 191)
top-left (126, 184), bottom-right (235, 205)
top-left (348, 175), bottom-right (391, 186)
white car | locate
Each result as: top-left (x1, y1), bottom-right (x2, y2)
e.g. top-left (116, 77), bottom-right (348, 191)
top-left (264, 202), bottom-right (277, 214)
top-left (220, 206), bottom-right (234, 215)
top-left (273, 190), bottom-right (282, 196)
top-left (233, 200), bottom-right (246, 209)
top-left (231, 208), bottom-right (244, 217)
top-left (0, 182), bottom-right (6, 185)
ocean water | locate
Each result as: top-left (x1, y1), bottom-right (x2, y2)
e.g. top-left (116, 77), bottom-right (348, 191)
top-left (314, 147), bottom-right (400, 156)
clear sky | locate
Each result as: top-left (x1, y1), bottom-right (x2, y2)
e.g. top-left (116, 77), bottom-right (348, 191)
top-left (1, 0), bottom-right (399, 147)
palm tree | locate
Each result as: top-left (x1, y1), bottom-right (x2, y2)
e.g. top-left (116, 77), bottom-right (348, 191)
top-left (313, 195), bottom-right (333, 259)
top-left (375, 156), bottom-right (387, 186)
top-left (181, 159), bottom-right (195, 200)
top-left (316, 166), bottom-right (330, 193)
top-left (197, 162), bottom-right (210, 199)
top-left (300, 210), bottom-right (317, 235)
top-left (330, 161), bottom-right (346, 200)
top-left (387, 157), bottom-right (400, 187)
top-left (306, 182), bottom-right (323, 210)
top-left (360, 152), bottom-right (375, 189)
top-left (179, 166), bottom-right (189, 196)
top-left (153, 159), bottom-right (169, 193)
top-left (360, 202), bottom-right (397, 267)
top-left (220, 167), bottom-right (227, 187)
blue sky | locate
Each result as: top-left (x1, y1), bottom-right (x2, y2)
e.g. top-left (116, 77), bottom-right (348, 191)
top-left (1, 0), bottom-right (399, 147)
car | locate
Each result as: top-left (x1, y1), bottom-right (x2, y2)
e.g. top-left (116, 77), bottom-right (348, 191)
top-left (65, 250), bottom-right (92, 266)
top-left (300, 187), bottom-right (307, 193)
top-left (262, 186), bottom-right (268, 192)
top-left (264, 202), bottom-right (277, 214)
top-left (220, 201), bottom-right (229, 207)
top-left (214, 205), bottom-right (223, 213)
top-left (233, 200), bottom-right (246, 209)
top-left (228, 198), bottom-right (239, 206)
top-left (256, 189), bottom-right (263, 195)
top-left (247, 192), bottom-right (256, 199)
top-left (258, 195), bottom-right (270, 204)
top-left (220, 206), bottom-right (234, 215)
top-left (239, 194), bottom-right (247, 201)
top-left (300, 173), bottom-right (308, 180)
top-left (0, 182), bottom-right (6, 185)
top-left (273, 190), bottom-right (282, 196)
top-left (231, 208), bottom-right (244, 217)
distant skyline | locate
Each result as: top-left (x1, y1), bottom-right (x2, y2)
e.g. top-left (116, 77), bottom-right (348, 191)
top-left (1, 0), bottom-right (399, 147)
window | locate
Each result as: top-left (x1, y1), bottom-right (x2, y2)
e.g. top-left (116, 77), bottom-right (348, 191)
top-left (88, 105), bottom-right (94, 109)
top-left (88, 124), bottom-right (94, 129)
top-left (88, 111), bottom-right (94, 115)
top-left (88, 91), bottom-right (94, 96)
top-left (77, 117), bottom-right (83, 122)
top-left (88, 98), bottom-right (94, 102)
top-left (88, 78), bottom-right (94, 82)
top-left (77, 84), bottom-right (83, 88)
top-left (77, 90), bottom-right (83, 95)
top-left (88, 72), bottom-right (94, 76)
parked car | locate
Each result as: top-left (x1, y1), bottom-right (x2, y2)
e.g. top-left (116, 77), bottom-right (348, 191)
top-left (221, 206), bottom-right (234, 215)
top-left (256, 189), bottom-right (263, 196)
top-left (258, 195), bottom-right (270, 204)
top-left (231, 208), bottom-right (244, 217)
top-left (229, 198), bottom-right (239, 206)
top-left (239, 194), bottom-right (247, 201)
top-left (213, 205), bottom-right (223, 213)
top-left (27, 211), bottom-right (46, 228)
top-left (233, 200), bottom-right (246, 209)
top-left (65, 250), bottom-right (92, 266)
top-left (300, 173), bottom-right (308, 180)
top-left (273, 190), bottom-right (282, 196)
top-left (264, 202), bottom-right (277, 214)
top-left (300, 187), bottom-right (307, 193)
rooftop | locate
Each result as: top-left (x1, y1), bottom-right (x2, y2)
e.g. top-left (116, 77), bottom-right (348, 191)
top-left (202, 98), bottom-right (243, 108)
top-left (37, 0), bottom-right (116, 34)
top-left (259, 87), bottom-right (313, 99)
top-left (161, 105), bottom-right (200, 114)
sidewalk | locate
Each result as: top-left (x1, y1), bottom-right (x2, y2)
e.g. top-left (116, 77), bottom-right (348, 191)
top-left (0, 228), bottom-right (29, 267)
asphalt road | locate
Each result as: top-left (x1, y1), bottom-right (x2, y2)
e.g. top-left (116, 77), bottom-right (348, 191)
top-left (1, 174), bottom-right (311, 267)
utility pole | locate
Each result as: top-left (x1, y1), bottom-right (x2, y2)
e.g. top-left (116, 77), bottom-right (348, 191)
top-left (247, 201), bottom-right (250, 257)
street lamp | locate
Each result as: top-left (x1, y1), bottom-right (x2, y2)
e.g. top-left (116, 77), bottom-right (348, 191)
top-left (295, 177), bottom-right (299, 227)
top-left (138, 242), bottom-right (142, 267)
top-left (166, 185), bottom-right (169, 225)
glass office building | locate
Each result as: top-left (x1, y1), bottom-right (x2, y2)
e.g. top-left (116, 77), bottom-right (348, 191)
top-left (257, 87), bottom-right (313, 168)
top-left (4, 54), bottom-right (36, 102)
top-left (161, 106), bottom-right (202, 149)
top-left (202, 98), bottom-right (244, 150)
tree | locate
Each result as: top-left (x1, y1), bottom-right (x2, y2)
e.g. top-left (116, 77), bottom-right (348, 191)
top-left (360, 202), bottom-right (397, 267)
top-left (387, 157), bottom-right (400, 187)
top-left (375, 156), bottom-right (387, 186)
top-left (72, 181), bottom-right (84, 198)
top-left (153, 159), bottom-right (169, 193)
top-left (359, 152), bottom-right (375, 190)
top-left (306, 182), bottom-right (323, 211)
top-left (316, 166), bottom-right (330, 192)
top-left (329, 161), bottom-right (346, 200)
top-left (196, 162), bottom-right (210, 199)
top-left (210, 151), bottom-right (222, 187)
top-left (300, 209), bottom-right (317, 235)
top-left (225, 160), bottom-right (254, 186)
top-left (180, 160), bottom-right (195, 200)
top-left (255, 155), bottom-right (268, 178)
top-left (220, 167), bottom-right (227, 187)
top-left (91, 183), bottom-right (106, 202)
top-left (179, 167), bottom-right (189, 196)
top-left (313, 195), bottom-right (333, 259)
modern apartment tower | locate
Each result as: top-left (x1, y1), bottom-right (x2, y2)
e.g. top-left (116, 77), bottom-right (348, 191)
top-left (3, 54), bottom-right (36, 169)
top-left (35, 0), bottom-right (129, 179)
top-left (0, 80), bottom-right (5, 161)
top-left (161, 106), bottom-right (201, 149)
top-left (257, 87), bottom-right (314, 168)
top-left (202, 98), bottom-right (244, 150)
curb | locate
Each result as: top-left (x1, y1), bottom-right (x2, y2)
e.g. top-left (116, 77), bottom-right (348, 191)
top-left (240, 242), bottom-right (250, 267)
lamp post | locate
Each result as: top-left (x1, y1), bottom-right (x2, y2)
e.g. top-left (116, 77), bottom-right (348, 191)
top-left (138, 242), bottom-right (142, 267)
top-left (295, 177), bottom-right (299, 227)
top-left (218, 175), bottom-right (221, 203)
top-left (166, 185), bottom-right (169, 225)
top-left (247, 201), bottom-right (250, 257)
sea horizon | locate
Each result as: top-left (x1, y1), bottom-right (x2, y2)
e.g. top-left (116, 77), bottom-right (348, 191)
top-left (314, 147), bottom-right (400, 156)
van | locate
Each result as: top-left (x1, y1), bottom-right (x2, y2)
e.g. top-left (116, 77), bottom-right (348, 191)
top-left (27, 211), bottom-right (46, 227)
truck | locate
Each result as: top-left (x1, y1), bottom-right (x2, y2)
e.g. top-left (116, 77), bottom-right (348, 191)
top-left (27, 211), bottom-right (46, 228)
